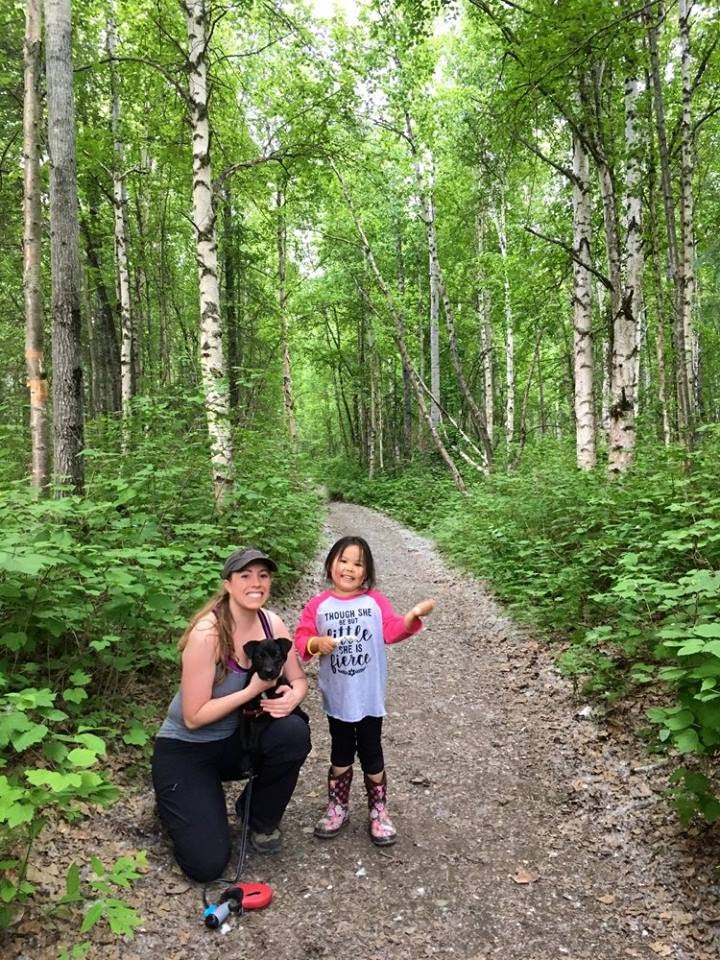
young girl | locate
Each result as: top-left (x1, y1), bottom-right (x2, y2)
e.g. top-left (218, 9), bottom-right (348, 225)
top-left (294, 536), bottom-right (434, 846)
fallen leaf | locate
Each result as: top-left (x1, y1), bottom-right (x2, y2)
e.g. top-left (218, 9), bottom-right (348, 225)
top-left (649, 943), bottom-right (672, 957)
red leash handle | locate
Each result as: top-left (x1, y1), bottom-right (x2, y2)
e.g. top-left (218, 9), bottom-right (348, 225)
top-left (224, 882), bottom-right (273, 910)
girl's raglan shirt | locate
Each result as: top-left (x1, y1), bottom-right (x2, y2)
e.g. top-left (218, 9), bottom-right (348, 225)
top-left (295, 589), bottom-right (421, 722)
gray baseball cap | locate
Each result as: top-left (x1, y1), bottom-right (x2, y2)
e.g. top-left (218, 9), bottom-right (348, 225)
top-left (222, 548), bottom-right (278, 579)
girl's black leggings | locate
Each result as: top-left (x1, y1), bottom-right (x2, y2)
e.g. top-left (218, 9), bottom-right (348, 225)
top-left (152, 713), bottom-right (310, 882)
top-left (328, 714), bottom-right (384, 774)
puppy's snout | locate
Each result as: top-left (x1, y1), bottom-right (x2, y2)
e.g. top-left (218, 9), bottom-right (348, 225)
top-left (256, 654), bottom-right (284, 680)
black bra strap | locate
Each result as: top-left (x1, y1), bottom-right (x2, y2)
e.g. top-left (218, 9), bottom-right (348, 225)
top-left (258, 608), bottom-right (274, 639)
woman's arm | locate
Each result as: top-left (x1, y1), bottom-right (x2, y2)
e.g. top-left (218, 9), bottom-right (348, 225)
top-left (180, 618), bottom-right (274, 729)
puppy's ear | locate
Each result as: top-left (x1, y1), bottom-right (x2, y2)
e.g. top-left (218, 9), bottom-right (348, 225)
top-left (276, 637), bottom-right (292, 656)
top-left (243, 641), bottom-right (260, 658)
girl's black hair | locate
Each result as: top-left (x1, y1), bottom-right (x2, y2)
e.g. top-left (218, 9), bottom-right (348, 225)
top-left (324, 536), bottom-right (376, 590)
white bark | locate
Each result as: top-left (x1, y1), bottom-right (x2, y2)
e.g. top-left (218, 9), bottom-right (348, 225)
top-left (571, 131), bottom-right (595, 469)
top-left (276, 187), bottom-right (297, 451)
top-left (596, 149), bottom-right (636, 473)
top-left (427, 191), bottom-right (442, 430)
top-left (476, 210), bottom-right (494, 446)
top-left (107, 5), bottom-right (134, 416)
top-left (24, 0), bottom-right (49, 492)
top-left (491, 198), bottom-right (514, 450)
top-left (44, 0), bottom-right (85, 494)
top-left (645, 0), bottom-right (692, 439)
top-left (183, 0), bottom-right (234, 506)
top-left (679, 0), bottom-right (696, 425)
top-left (623, 74), bottom-right (645, 414)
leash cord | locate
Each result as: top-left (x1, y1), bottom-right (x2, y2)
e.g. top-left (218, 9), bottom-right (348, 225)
top-left (202, 773), bottom-right (254, 909)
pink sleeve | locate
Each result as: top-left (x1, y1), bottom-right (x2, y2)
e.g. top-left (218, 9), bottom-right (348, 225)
top-left (294, 594), bottom-right (323, 661)
top-left (370, 590), bottom-right (423, 645)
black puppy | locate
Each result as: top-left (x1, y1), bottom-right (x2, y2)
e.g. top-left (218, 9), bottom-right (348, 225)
top-left (239, 638), bottom-right (307, 753)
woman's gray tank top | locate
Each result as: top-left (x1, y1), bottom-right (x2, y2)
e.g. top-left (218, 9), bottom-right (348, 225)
top-left (156, 608), bottom-right (273, 743)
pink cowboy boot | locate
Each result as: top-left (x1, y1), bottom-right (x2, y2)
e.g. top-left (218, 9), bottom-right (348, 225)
top-left (364, 771), bottom-right (397, 846)
top-left (314, 766), bottom-right (353, 838)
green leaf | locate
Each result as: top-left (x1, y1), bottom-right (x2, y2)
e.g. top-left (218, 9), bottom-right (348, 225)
top-left (122, 725), bottom-right (150, 747)
top-left (80, 901), bottom-right (105, 934)
top-left (69, 671), bottom-right (92, 687)
top-left (0, 632), bottom-right (28, 652)
top-left (674, 729), bottom-right (700, 753)
top-left (693, 623), bottom-right (720, 638)
top-left (25, 769), bottom-right (81, 792)
top-left (702, 640), bottom-right (720, 659)
top-left (677, 639), bottom-right (706, 656)
top-left (665, 710), bottom-right (695, 731)
top-left (73, 734), bottom-right (106, 755)
top-left (66, 748), bottom-right (99, 768)
top-left (63, 688), bottom-right (88, 705)
top-left (11, 724), bottom-right (49, 753)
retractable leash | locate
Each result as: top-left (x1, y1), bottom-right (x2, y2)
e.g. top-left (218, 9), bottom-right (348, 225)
top-left (202, 775), bottom-right (274, 929)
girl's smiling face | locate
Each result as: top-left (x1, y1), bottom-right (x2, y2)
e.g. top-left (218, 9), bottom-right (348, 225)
top-left (329, 544), bottom-right (367, 596)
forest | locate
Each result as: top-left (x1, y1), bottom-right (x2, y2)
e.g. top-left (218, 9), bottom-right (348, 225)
top-left (2, 0), bottom-right (720, 949)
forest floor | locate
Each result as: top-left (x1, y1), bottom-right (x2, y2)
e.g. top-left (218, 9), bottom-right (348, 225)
top-left (6, 501), bottom-right (720, 960)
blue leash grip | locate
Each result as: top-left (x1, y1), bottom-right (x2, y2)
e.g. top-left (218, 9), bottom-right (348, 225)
top-left (204, 901), bottom-right (232, 929)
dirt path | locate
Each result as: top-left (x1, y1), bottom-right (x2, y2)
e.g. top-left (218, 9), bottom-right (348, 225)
top-left (7, 503), bottom-right (720, 959)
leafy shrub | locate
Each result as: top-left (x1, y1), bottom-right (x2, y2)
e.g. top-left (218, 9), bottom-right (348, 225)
top-left (0, 396), bottom-right (323, 927)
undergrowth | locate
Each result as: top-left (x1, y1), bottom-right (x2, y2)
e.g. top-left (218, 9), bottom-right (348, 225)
top-left (0, 397), bottom-right (322, 931)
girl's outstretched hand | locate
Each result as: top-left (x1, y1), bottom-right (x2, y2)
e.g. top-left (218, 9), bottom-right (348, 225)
top-left (413, 599), bottom-right (435, 618)
top-left (404, 598), bottom-right (435, 629)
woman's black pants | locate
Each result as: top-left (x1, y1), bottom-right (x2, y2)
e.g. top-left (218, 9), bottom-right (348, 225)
top-left (152, 714), bottom-right (310, 882)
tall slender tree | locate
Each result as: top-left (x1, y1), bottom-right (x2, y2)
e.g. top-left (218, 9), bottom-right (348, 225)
top-left (44, 0), bottom-right (85, 493)
top-left (183, 0), bottom-right (234, 506)
top-left (24, 0), bottom-right (49, 492)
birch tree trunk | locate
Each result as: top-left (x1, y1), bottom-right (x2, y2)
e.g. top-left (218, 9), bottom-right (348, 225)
top-left (571, 130), bottom-right (595, 469)
top-left (427, 191), bottom-right (442, 430)
top-left (623, 73), bottom-right (645, 416)
top-left (107, 5), bottom-right (134, 416)
top-left (678, 0), bottom-right (696, 434)
top-left (183, 0), bottom-right (234, 506)
top-left (24, 0), bottom-right (49, 492)
top-left (592, 84), bottom-right (636, 472)
top-left (395, 227), bottom-right (412, 453)
top-left (276, 186), bottom-right (297, 451)
top-left (44, 0), bottom-right (84, 494)
top-left (645, 0), bottom-right (692, 441)
top-left (81, 214), bottom-right (121, 414)
top-left (476, 210), bottom-right (494, 446)
top-left (222, 184), bottom-right (239, 413)
top-left (491, 197), bottom-right (515, 452)
top-left (647, 176), bottom-right (671, 444)
top-left (601, 151), bottom-right (636, 473)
